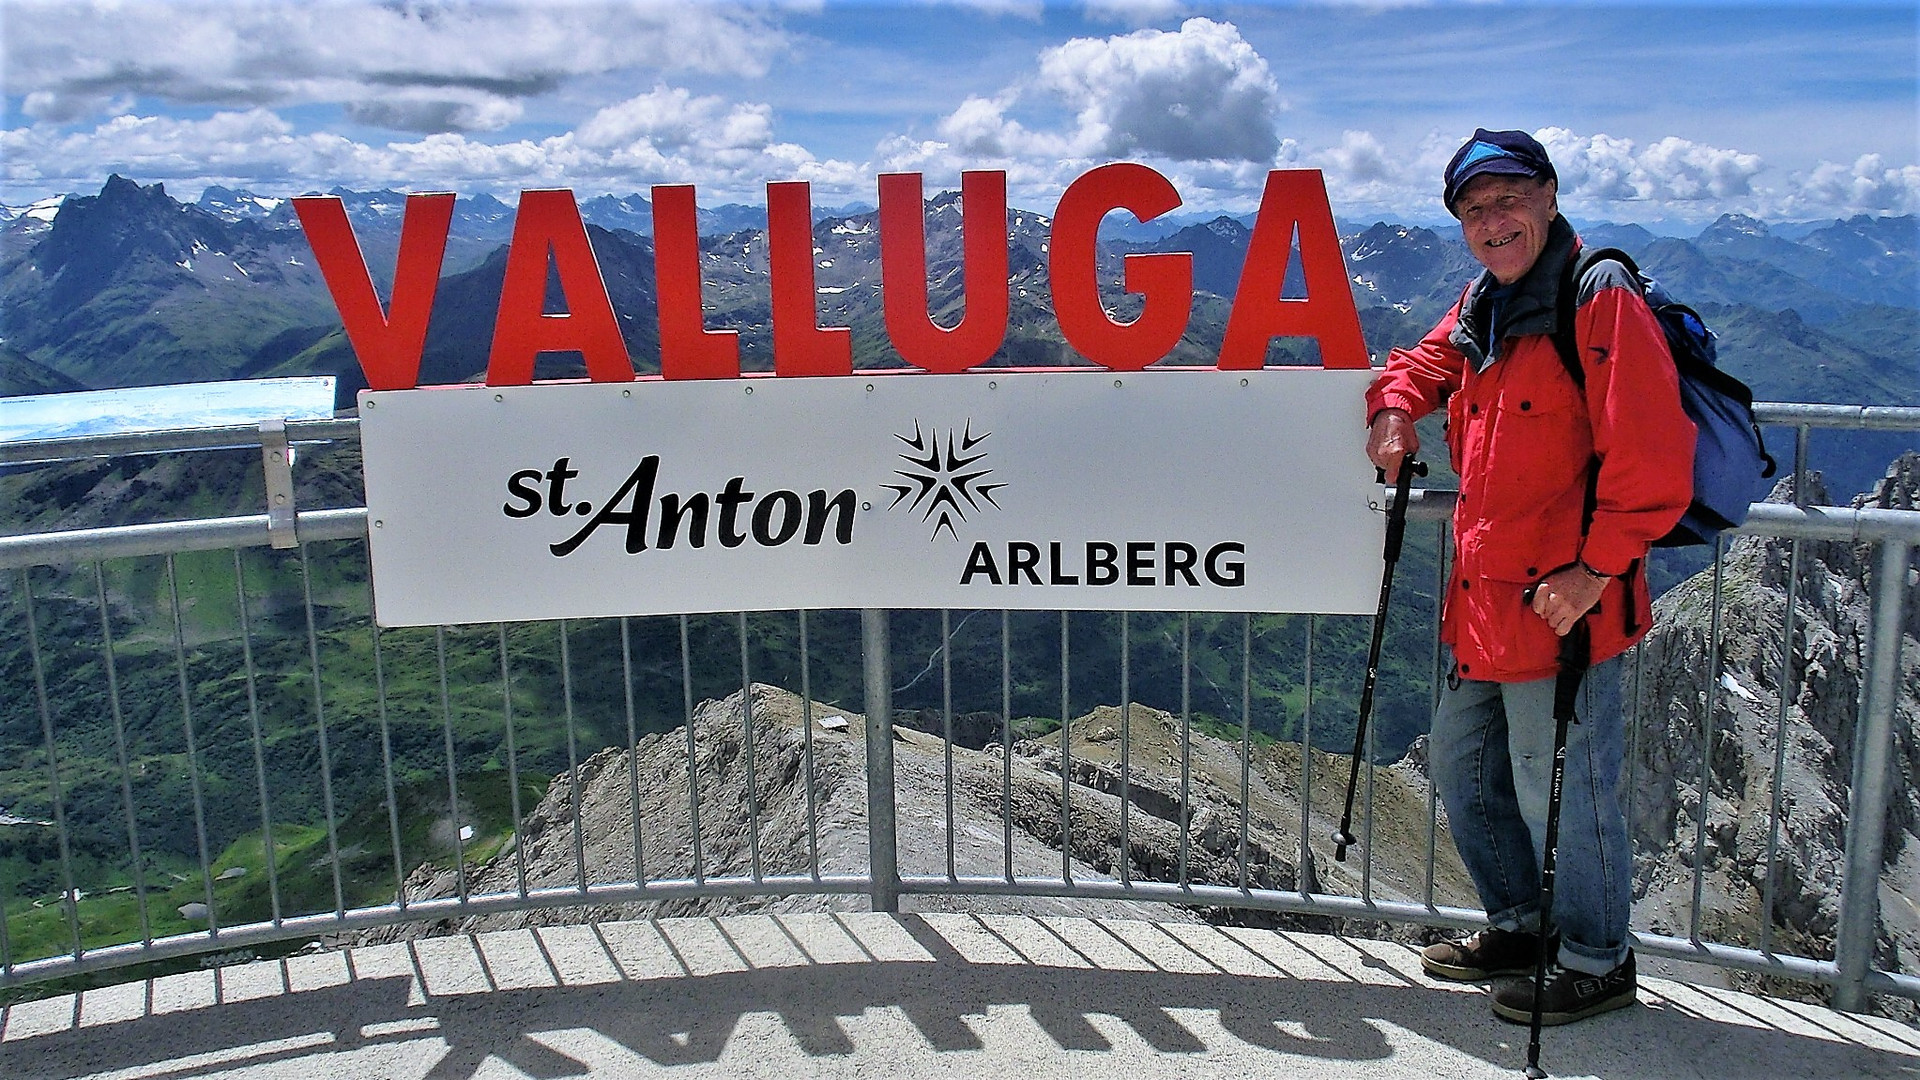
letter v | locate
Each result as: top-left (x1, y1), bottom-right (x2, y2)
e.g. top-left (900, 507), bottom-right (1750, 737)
top-left (293, 192), bottom-right (454, 391)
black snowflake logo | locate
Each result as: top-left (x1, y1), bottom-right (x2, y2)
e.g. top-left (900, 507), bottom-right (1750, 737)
top-left (882, 420), bottom-right (1005, 540)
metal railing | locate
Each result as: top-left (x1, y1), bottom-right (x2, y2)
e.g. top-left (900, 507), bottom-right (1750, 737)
top-left (0, 404), bottom-right (1913, 1017)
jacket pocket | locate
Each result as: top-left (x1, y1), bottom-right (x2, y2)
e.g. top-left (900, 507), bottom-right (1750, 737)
top-left (1479, 387), bottom-right (1590, 526)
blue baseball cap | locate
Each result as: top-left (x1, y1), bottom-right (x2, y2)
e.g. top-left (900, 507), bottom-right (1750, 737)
top-left (1443, 128), bottom-right (1557, 215)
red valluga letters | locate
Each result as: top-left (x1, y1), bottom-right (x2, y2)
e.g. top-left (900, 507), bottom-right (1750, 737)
top-left (292, 166), bottom-right (1368, 390)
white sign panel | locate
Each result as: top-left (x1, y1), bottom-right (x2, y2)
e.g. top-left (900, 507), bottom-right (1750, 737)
top-left (358, 368), bottom-right (1381, 626)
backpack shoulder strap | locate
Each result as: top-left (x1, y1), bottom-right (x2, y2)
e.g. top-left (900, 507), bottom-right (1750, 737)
top-left (1551, 246), bottom-right (1641, 392)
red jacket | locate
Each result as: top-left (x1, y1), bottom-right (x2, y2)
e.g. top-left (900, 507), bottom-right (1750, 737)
top-left (1366, 217), bottom-right (1694, 682)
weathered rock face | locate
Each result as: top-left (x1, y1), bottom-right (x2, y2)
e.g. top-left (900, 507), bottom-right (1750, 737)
top-left (365, 690), bottom-right (1473, 945)
top-left (1631, 454), bottom-right (1920, 1012)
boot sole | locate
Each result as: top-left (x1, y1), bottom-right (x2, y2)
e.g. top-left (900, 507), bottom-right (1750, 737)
top-left (1490, 987), bottom-right (1637, 1026)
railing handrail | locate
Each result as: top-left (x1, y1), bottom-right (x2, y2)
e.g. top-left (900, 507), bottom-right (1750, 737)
top-left (0, 399), bottom-right (1913, 1012)
top-left (0, 417), bottom-right (360, 466)
top-left (0, 400), bottom-right (1913, 467)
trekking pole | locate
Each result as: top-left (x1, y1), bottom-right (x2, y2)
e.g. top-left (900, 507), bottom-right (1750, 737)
top-left (1332, 456), bottom-right (1426, 863)
top-left (1522, 613), bottom-right (1591, 1080)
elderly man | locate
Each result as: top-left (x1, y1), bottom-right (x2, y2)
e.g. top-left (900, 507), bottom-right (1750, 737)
top-left (1364, 129), bottom-right (1694, 1025)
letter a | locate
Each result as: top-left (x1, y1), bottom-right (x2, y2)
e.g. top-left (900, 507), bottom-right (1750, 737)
top-left (487, 189), bottom-right (634, 386)
top-left (293, 192), bottom-right (454, 390)
top-left (1218, 170), bottom-right (1368, 370)
top-left (879, 171), bottom-right (1008, 372)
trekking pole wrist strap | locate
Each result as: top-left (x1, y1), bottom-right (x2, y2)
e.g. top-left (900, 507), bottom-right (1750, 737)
top-left (1576, 559), bottom-right (1611, 581)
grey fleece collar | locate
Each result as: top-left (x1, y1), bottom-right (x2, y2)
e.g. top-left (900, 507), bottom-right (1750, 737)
top-left (1448, 215), bottom-right (1578, 373)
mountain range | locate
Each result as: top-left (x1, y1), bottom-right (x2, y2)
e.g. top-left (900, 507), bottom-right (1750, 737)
top-left (1, 175), bottom-right (1915, 493)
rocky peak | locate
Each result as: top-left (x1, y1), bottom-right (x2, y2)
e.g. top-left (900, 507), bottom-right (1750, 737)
top-left (1635, 455), bottom-right (1920, 1014)
top-left (32, 174), bottom-right (239, 312)
top-left (1703, 213), bottom-right (1772, 241)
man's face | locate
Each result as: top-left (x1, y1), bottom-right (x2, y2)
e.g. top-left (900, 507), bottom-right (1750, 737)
top-left (1455, 175), bottom-right (1558, 285)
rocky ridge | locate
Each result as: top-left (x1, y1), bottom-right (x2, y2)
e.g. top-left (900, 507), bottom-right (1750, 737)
top-left (1632, 453), bottom-right (1920, 1015)
top-left (365, 690), bottom-right (1474, 944)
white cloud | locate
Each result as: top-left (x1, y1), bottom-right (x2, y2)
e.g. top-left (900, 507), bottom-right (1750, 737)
top-left (929, 17), bottom-right (1282, 167)
top-left (1, 89), bottom-right (863, 201)
top-left (1322, 130), bottom-right (1394, 183)
top-left (1786, 154), bottom-right (1920, 216)
top-left (577, 88), bottom-right (774, 154)
top-left (1036, 18), bottom-right (1282, 162)
top-left (4, 1), bottom-right (788, 134)
top-left (1536, 128), bottom-right (1763, 207)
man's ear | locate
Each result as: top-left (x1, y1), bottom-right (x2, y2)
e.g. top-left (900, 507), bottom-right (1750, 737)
top-left (1543, 178), bottom-right (1560, 214)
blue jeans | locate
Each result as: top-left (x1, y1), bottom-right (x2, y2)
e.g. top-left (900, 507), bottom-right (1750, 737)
top-left (1430, 650), bottom-right (1632, 975)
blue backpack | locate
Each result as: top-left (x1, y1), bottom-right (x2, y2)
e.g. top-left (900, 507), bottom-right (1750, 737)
top-left (1553, 247), bottom-right (1777, 548)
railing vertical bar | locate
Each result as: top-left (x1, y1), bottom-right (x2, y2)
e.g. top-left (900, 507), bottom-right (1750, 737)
top-left (619, 618), bottom-right (647, 887)
top-left (1834, 537), bottom-right (1913, 1011)
top-left (1001, 609), bottom-right (1013, 883)
top-left (739, 612), bottom-right (762, 883)
top-left (1791, 424), bottom-right (1810, 508)
top-left (366, 600), bottom-right (405, 913)
top-left (23, 570), bottom-right (84, 958)
top-left (943, 609), bottom-right (956, 881)
top-left (1626, 642), bottom-right (1644, 854)
top-left (1764, 435), bottom-right (1812, 956)
top-left (862, 608), bottom-right (899, 912)
top-left (560, 621), bottom-right (588, 892)
top-left (799, 610), bottom-right (820, 880)
top-left (438, 626), bottom-right (469, 902)
top-left (1120, 611), bottom-right (1133, 888)
top-left (1425, 522), bottom-right (1447, 907)
top-left (94, 563), bottom-right (154, 944)
top-left (1692, 537), bottom-right (1728, 943)
top-left (1239, 613), bottom-right (1253, 893)
top-left (1362, 611), bottom-right (1377, 904)
top-left (168, 555), bottom-right (223, 935)
top-left (1178, 612), bottom-right (1192, 889)
top-left (233, 554), bottom-right (285, 924)
top-left (1300, 614), bottom-right (1315, 896)
top-left (681, 615), bottom-right (704, 884)
top-left (497, 623), bottom-right (527, 899)
top-left (295, 545), bottom-right (345, 918)
top-left (1760, 535), bottom-right (1803, 956)
top-left (1060, 610), bottom-right (1073, 885)
top-left (0, 589), bottom-right (14, 973)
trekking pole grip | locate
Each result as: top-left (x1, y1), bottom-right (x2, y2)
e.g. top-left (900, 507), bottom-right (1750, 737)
top-left (1379, 458), bottom-right (1427, 564)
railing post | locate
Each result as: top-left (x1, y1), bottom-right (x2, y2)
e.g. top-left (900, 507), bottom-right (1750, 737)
top-left (862, 607), bottom-right (900, 912)
top-left (1833, 537), bottom-right (1913, 1011)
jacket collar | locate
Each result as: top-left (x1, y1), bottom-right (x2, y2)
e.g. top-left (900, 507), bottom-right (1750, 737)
top-left (1448, 214), bottom-right (1579, 372)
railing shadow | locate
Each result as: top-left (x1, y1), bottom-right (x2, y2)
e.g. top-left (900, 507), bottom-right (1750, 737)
top-left (2, 914), bottom-right (1914, 1080)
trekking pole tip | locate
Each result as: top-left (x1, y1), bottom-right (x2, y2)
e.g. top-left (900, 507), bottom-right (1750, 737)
top-left (1524, 1065), bottom-right (1549, 1079)
top-left (1331, 830), bottom-right (1355, 862)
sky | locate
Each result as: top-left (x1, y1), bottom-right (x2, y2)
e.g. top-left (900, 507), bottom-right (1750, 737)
top-left (1, 0), bottom-right (1915, 227)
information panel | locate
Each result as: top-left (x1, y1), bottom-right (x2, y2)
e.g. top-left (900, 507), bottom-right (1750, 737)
top-left (358, 367), bottom-right (1381, 626)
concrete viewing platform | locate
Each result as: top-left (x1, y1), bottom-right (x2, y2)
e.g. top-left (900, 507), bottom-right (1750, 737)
top-left (2, 914), bottom-right (1916, 1079)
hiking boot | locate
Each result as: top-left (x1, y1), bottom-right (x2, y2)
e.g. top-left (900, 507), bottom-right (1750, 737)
top-left (1420, 927), bottom-right (1546, 980)
top-left (1491, 951), bottom-right (1637, 1025)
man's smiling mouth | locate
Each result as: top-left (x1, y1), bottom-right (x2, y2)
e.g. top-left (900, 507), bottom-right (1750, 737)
top-left (1486, 233), bottom-right (1519, 248)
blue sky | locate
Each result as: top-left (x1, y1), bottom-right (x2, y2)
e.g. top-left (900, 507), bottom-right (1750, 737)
top-left (2, 1), bottom-right (1914, 226)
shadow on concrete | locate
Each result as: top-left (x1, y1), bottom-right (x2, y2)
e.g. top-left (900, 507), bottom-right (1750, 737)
top-left (1, 915), bottom-right (1914, 1080)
